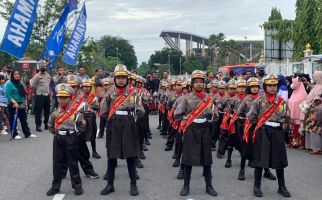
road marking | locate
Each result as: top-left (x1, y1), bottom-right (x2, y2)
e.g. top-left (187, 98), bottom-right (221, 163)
top-left (53, 194), bottom-right (65, 200)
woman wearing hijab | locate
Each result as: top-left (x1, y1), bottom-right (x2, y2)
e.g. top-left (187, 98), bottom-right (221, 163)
top-left (304, 95), bottom-right (322, 154)
top-left (307, 71), bottom-right (322, 102)
top-left (5, 70), bottom-right (36, 140)
top-left (288, 76), bottom-right (308, 148)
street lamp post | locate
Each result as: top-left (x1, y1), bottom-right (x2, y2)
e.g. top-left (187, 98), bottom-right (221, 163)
top-left (179, 58), bottom-right (182, 75)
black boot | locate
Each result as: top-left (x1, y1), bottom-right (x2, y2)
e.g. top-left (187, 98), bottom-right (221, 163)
top-left (136, 159), bottom-right (144, 168)
top-left (253, 185), bottom-right (263, 197)
top-left (172, 154), bottom-right (178, 159)
top-left (86, 171), bottom-right (99, 179)
top-left (278, 186), bottom-right (291, 197)
top-left (263, 169), bottom-right (277, 180)
top-left (206, 185), bottom-right (217, 196)
top-left (130, 184), bottom-right (139, 196)
top-left (224, 159), bottom-right (232, 168)
top-left (254, 167), bottom-right (263, 197)
top-left (100, 184), bottom-right (115, 195)
top-left (36, 127), bottom-right (42, 132)
top-left (180, 185), bottom-right (189, 196)
top-left (276, 169), bottom-right (291, 197)
top-left (46, 188), bottom-right (60, 196)
top-left (164, 146), bottom-right (172, 151)
top-left (238, 169), bottom-right (245, 180)
top-left (74, 188), bottom-right (84, 195)
top-left (177, 169), bottom-right (184, 180)
top-left (138, 151), bottom-right (146, 160)
top-left (225, 147), bottom-right (233, 168)
top-left (172, 159), bottom-right (180, 167)
top-left (248, 160), bottom-right (255, 168)
top-left (216, 152), bottom-right (224, 159)
top-left (92, 151), bottom-right (101, 159)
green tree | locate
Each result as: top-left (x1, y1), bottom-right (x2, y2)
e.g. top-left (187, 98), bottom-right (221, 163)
top-left (98, 35), bottom-right (137, 70)
top-left (293, 0), bottom-right (319, 58)
top-left (315, 0), bottom-right (322, 52)
top-left (148, 47), bottom-right (185, 75)
top-left (263, 2), bottom-right (322, 58)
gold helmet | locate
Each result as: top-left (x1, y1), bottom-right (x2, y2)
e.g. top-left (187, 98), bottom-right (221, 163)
top-left (55, 84), bottom-right (75, 97)
top-left (263, 74), bottom-right (278, 85)
top-left (82, 79), bottom-right (92, 87)
top-left (227, 79), bottom-right (237, 89)
top-left (67, 75), bottom-right (81, 87)
top-left (217, 80), bottom-right (227, 89)
top-left (191, 70), bottom-right (206, 80)
top-left (237, 79), bottom-right (247, 87)
top-left (247, 77), bottom-right (260, 87)
top-left (114, 64), bottom-right (129, 77)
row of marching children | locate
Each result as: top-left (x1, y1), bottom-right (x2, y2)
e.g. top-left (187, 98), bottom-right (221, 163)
top-left (47, 64), bottom-right (152, 197)
top-left (158, 70), bottom-right (291, 198)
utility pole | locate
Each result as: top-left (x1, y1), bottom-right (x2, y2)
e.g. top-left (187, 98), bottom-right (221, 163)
top-left (179, 57), bottom-right (182, 75)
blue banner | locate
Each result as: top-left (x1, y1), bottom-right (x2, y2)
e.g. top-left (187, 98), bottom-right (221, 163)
top-left (40, 0), bottom-right (76, 67)
top-left (0, 0), bottom-right (40, 59)
top-left (62, 4), bottom-right (86, 66)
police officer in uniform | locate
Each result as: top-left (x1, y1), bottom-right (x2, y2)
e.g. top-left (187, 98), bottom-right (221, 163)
top-left (246, 74), bottom-right (291, 197)
top-left (46, 84), bottom-right (84, 196)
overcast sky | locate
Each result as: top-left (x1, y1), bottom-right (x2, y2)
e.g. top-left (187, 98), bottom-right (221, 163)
top-left (0, 0), bottom-right (296, 65)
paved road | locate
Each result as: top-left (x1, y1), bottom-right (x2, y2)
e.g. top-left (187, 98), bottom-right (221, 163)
top-left (0, 115), bottom-right (322, 200)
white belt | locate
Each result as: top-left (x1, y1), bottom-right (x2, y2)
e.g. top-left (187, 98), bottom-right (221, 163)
top-left (36, 92), bottom-right (49, 96)
top-left (115, 111), bottom-right (128, 115)
top-left (58, 130), bottom-right (75, 135)
top-left (193, 118), bottom-right (207, 123)
top-left (264, 121), bottom-right (281, 127)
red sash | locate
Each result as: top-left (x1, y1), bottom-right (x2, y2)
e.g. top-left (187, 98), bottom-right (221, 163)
top-left (172, 120), bottom-right (179, 130)
top-left (167, 107), bottom-right (175, 125)
top-left (159, 103), bottom-right (165, 113)
top-left (228, 112), bottom-right (239, 134)
top-left (243, 97), bottom-right (284, 143)
top-left (179, 119), bottom-right (187, 133)
top-left (220, 110), bottom-right (230, 130)
top-left (108, 88), bottom-right (134, 120)
top-left (54, 99), bottom-right (83, 130)
top-left (85, 93), bottom-right (96, 106)
top-left (181, 97), bottom-right (212, 134)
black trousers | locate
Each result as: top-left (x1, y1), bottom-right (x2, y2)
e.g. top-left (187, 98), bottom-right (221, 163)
top-left (99, 116), bottom-right (107, 137)
top-left (161, 110), bottom-right (169, 135)
top-left (107, 157), bottom-right (137, 185)
top-left (174, 131), bottom-right (183, 158)
top-left (62, 134), bottom-right (95, 176)
top-left (8, 105), bottom-right (31, 138)
top-left (52, 134), bottom-right (82, 190)
top-left (34, 95), bottom-right (50, 128)
top-left (218, 131), bottom-right (229, 155)
top-left (165, 127), bottom-right (176, 148)
top-left (183, 165), bottom-right (212, 186)
top-left (254, 167), bottom-right (286, 187)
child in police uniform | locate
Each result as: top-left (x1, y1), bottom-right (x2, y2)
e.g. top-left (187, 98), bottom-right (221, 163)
top-left (46, 84), bottom-right (85, 196)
